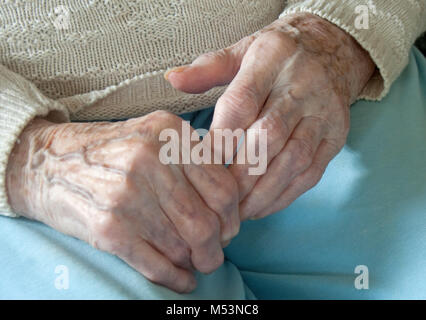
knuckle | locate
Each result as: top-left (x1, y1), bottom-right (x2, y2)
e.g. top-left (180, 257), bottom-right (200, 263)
top-left (231, 36), bottom-right (254, 56)
top-left (252, 37), bottom-right (269, 55)
top-left (219, 82), bottom-right (260, 115)
top-left (309, 166), bottom-right (324, 188)
top-left (213, 173), bottom-right (239, 213)
top-left (168, 187), bottom-right (219, 246)
top-left (188, 214), bottom-right (220, 247)
top-left (88, 211), bottom-right (119, 251)
top-left (149, 110), bottom-right (175, 120)
top-left (230, 222), bottom-right (241, 238)
top-left (311, 114), bottom-right (332, 131)
top-left (326, 138), bottom-right (345, 154)
top-left (144, 265), bottom-right (168, 285)
top-left (206, 250), bottom-right (225, 273)
top-left (299, 126), bottom-right (318, 144)
top-left (200, 48), bottom-right (230, 63)
top-left (126, 141), bottom-right (159, 171)
top-left (260, 113), bottom-right (290, 150)
top-left (170, 187), bottom-right (198, 221)
top-left (241, 34), bottom-right (257, 47)
top-left (147, 110), bottom-right (181, 129)
top-left (294, 138), bottom-right (315, 159)
top-left (255, 30), bottom-right (295, 56)
top-left (289, 139), bottom-right (314, 172)
top-left (220, 186), bottom-right (239, 216)
top-left (103, 188), bottom-right (129, 212)
top-left (171, 243), bottom-right (191, 266)
top-left (125, 115), bottom-right (146, 128)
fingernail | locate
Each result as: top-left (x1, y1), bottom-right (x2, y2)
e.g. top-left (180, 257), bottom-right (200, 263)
top-left (164, 65), bottom-right (189, 80)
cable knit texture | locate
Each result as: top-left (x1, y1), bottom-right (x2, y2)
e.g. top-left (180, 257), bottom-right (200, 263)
top-left (0, 0), bottom-right (425, 216)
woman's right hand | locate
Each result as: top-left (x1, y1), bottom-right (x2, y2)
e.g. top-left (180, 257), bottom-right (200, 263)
top-left (6, 110), bottom-right (240, 293)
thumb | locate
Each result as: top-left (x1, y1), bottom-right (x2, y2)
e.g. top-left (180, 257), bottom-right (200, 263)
top-left (165, 37), bottom-right (254, 94)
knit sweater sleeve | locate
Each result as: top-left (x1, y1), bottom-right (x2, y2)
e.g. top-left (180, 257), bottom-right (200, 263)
top-left (0, 64), bottom-right (69, 217)
top-left (280, 0), bottom-right (426, 100)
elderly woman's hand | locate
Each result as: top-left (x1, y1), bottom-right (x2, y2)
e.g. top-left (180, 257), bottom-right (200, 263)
top-left (167, 13), bottom-right (376, 220)
top-left (6, 111), bottom-right (239, 292)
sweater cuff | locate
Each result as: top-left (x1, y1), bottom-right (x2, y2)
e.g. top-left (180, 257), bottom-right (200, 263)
top-left (0, 65), bottom-right (69, 217)
top-left (280, 0), bottom-right (426, 101)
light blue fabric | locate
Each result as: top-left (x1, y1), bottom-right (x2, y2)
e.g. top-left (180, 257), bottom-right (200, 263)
top-left (1, 48), bottom-right (425, 299)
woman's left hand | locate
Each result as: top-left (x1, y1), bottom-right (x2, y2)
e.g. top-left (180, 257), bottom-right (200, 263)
top-left (166, 13), bottom-right (376, 220)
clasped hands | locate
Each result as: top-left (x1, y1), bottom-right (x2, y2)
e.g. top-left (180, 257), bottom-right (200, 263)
top-left (6, 13), bottom-right (375, 292)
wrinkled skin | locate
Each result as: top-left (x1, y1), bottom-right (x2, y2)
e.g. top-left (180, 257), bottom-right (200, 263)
top-left (167, 13), bottom-right (376, 220)
top-left (6, 13), bottom-right (376, 293)
top-left (6, 111), bottom-right (240, 293)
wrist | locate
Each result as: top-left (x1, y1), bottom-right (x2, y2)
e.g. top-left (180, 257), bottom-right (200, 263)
top-left (6, 118), bottom-right (59, 220)
top-left (276, 13), bottom-right (376, 103)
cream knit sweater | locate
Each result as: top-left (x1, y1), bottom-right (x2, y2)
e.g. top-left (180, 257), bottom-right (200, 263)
top-left (1, 0), bottom-right (425, 217)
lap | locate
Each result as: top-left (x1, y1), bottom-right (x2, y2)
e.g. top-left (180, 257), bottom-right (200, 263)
top-left (0, 215), bottom-right (249, 299)
top-left (1, 48), bottom-right (425, 299)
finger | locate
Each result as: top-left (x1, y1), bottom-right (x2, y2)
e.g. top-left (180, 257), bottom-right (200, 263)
top-left (209, 31), bottom-right (297, 132)
top-left (222, 240), bottom-right (231, 248)
top-left (253, 139), bottom-right (342, 219)
top-left (152, 115), bottom-right (226, 273)
top-left (146, 218), bottom-right (194, 271)
top-left (165, 36), bottom-right (255, 94)
top-left (132, 193), bottom-right (194, 271)
top-left (150, 164), bottom-right (224, 274)
top-left (228, 93), bottom-right (303, 200)
top-left (122, 238), bottom-right (197, 293)
top-left (184, 163), bottom-right (240, 242)
top-left (158, 117), bottom-right (240, 242)
top-left (239, 116), bottom-right (327, 220)
top-left (175, 119), bottom-right (240, 241)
